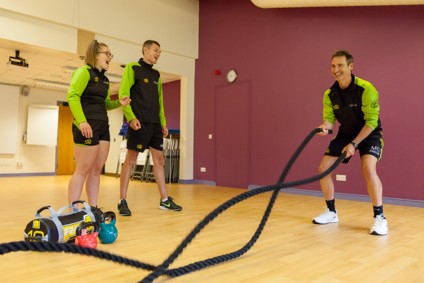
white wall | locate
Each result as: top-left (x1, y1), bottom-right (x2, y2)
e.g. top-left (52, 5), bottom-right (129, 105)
top-left (0, 83), bottom-right (125, 175)
top-left (0, 87), bottom-right (66, 174)
top-left (0, 0), bottom-right (199, 58)
top-left (105, 106), bottom-right (125, 175)
top-left (0, 0), bottom-right (199, 179)
top-left (0, 84), bottom-right (20, 155)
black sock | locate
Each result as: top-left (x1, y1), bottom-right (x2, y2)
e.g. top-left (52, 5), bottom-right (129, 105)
top-left (373, 205), bottom-right (384, 218)
top-left (326, 199), bottom-right (336, 212)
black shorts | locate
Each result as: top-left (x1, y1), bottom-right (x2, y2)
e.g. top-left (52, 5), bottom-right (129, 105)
top-left (325, 132), bottom-right (384, 163)
top-left (72, 119), bottom-right (110, 146)
top-left (126, 122), bottom-right (164, 152)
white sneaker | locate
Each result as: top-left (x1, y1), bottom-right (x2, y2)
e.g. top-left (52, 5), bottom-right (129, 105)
top-left (370, 214), bottom-right (388, 236)
top-left (312, 208), bottom-right (339, 224)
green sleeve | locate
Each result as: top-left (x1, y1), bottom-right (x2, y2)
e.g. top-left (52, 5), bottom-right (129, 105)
top-left (157, 77), bottom-right (167, 127)
top-left (67, 66), bottom-right (90, 126)
top-left (361, 84), bottom-right (380, 130)
top-left (105, 87), bottom-right (121, 110)
top-left (119, 63), bottom-right (136, 121)
top-left (322, 89), bottom-right (335, 124)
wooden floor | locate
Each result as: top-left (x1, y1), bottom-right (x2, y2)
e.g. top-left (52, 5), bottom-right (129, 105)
top-left (1, 175), bottom-right (424, 283)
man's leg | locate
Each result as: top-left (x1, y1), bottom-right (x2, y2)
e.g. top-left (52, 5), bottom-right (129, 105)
top-left (313, 155), bottom-right (339, 224)
top-left (318, 155), bottom-right (338, 201)
top-left (361, 154), bottom-right (387, 235)
top-left (150, 147), bottom-right (182, 211)
top-left (150, 147), bottom-right (167, 199)
top-left (118, 149), bottom-right (138, 216)
top-left (361, 155), bottom-right (382, 206)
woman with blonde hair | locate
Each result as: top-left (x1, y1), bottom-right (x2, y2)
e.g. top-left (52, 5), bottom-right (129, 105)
top-left (67, 40), bottom-right (130, 207)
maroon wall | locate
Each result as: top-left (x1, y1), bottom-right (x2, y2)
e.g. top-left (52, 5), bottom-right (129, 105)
top-left (163, 80), bottom-right (180, 131)
top-left (194, 0), bottom-right (424, 200)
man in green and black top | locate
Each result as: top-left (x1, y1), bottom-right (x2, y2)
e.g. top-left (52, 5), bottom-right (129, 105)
top-left (312, 50), bottom-right (387, 236)
top-left (117, 40), bottom-right (182, 215)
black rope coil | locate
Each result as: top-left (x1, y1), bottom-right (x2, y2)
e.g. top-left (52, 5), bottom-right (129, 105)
top-left (0, 128), bottom-right (345, 283)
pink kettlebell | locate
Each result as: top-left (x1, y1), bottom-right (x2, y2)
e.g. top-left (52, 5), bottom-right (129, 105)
top-left (75, 221), bottom-right (99, 249)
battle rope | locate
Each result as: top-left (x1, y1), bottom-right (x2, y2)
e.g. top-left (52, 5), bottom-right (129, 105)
top-left (140, 128), bottom-right (345, 282)
top-left (0, 128), bottom-right (345, 282)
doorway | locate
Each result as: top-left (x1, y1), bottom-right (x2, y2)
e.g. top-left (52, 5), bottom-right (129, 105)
top-left (215, 81), bottom-right (251, 188)
top-left (57, 103), bottom-right (75, 175)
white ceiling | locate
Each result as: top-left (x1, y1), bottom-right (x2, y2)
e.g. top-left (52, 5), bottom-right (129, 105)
top-left (0, 38), bottom-right (179, 94)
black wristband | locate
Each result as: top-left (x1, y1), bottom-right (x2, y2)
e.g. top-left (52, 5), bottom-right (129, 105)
top-left (350, 141), bottom-right (359, 149)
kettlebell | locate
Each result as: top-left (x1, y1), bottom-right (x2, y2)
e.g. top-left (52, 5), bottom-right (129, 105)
top-left (75, 221), bottom-right (99, 249)
top-left (99, 211), bottom-right (118, 244)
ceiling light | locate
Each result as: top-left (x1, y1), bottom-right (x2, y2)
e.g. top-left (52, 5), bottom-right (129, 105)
top-left (34, 79), bottom-right (69, 90)
top-left (8, 50), bottom-right (29, 68)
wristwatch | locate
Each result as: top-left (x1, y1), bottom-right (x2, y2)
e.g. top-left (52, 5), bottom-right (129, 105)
top-left (350, 141), bottom-right (359, 149)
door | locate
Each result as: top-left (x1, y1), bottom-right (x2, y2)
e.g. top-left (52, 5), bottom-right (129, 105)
top-left (215, 81), bottom-right (251, 188)
top-left (57, 104), bottom-right (76, 175)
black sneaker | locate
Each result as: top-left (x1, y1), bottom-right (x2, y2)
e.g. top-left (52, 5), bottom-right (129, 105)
top-left (118, 199), bottom-right (132, 216)
top-left (159, 197), bottom-right (182, 211)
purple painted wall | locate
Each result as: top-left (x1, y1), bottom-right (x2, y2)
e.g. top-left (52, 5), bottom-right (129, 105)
top-left (194, 0), bottom-right (424, 200)
top-left (163, 80), bottom-right (180, 131)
